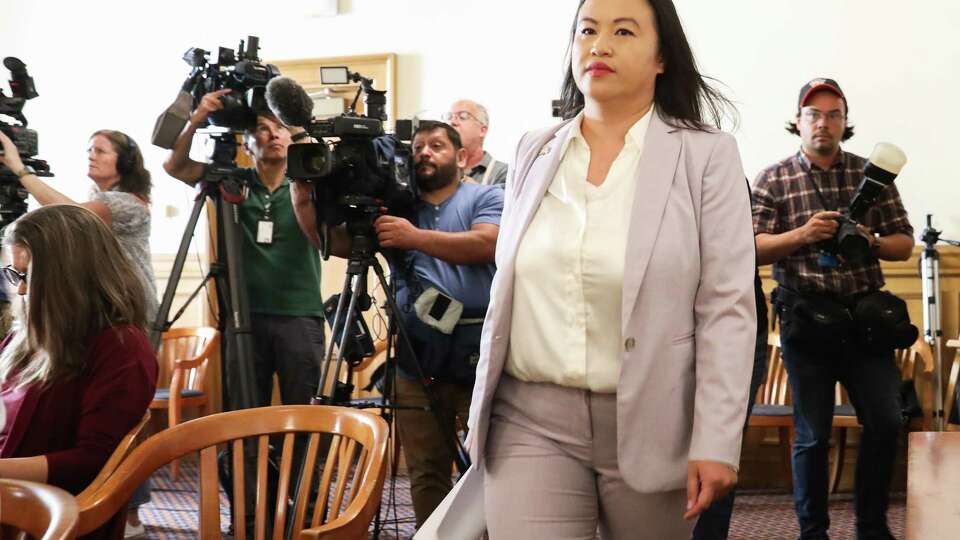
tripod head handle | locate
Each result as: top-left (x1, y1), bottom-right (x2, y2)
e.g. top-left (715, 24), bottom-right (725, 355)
top-left (920, 214), bottom-right (960, 247)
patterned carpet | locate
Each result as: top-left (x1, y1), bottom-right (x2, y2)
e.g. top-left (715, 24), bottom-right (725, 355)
top-left (138, 461), bottom-right (905, 539)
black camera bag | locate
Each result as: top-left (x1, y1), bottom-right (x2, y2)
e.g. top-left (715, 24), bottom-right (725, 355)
top-left (852, 290), bottom-right (919, 353)
top-left (775, 287), bottom-right (854, 347)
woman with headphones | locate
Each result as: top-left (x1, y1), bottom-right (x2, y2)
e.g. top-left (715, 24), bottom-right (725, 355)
top-left (0, 129), bottom-right (158, 538)
top-left (0, 129), bottom-right (158, 321)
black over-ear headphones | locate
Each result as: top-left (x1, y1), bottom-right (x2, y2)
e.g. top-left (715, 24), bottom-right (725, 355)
top-left (116, 133), bottom-right (138, 175)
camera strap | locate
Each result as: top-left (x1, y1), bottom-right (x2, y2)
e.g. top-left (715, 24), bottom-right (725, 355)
top-left (807, 173), bottom-right (838, 212)
top-left (805, 166), bottom-right (855, 214)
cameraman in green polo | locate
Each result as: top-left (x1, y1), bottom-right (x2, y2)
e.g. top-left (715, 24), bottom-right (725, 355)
top-left (164, 89), bottom-right (324, 410)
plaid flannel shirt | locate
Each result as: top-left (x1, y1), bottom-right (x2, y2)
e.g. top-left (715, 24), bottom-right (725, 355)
top-left (752, 150), bottom-right (913, 296)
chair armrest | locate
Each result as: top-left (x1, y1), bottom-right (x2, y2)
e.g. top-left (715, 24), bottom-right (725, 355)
top-left (76, 411), bottom-right (151, 506)
top-left (917, 367), bottom-right (936, 431)
top-left (174, 355), bottom-right (206, 370)
top-left (299, 514), bottom-right (366, 540)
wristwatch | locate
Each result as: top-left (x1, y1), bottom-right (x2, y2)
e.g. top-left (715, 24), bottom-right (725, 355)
top-left (872, 232), bottom-right (882, 252)
top-left (14, 165), bottom-right (36, 179)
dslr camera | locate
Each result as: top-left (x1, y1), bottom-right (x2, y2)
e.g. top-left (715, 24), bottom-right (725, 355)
top-left (0, 57), bottom-right (53, 228)
top-left (275, 68), bottom-right (417, 259)
top-left (819, 142), bottom-right (907, 266)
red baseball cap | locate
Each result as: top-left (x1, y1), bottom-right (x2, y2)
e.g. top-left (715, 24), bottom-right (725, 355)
top-left (797, 78), bottom-right (848, 112)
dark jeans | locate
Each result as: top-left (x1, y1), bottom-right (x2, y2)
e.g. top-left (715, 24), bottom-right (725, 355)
top-left (692, 327), bottom-right (768, 539)
top-left (780, 310), bottom-right (903, 540)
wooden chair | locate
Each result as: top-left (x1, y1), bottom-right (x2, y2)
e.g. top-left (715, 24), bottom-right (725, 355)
top-left (945, 338), bottom-right (960, 431)
top-left (0, 479), bottom-right (78, 540)
top-left (77, 405), bottom-right (389, 540)
top-left (828, 337), bottom-right (935, 492)
top-left (75, 411), bottom-right (151, 505)
top-left (747, 333), bottom-right (794, 489)
top-left (151, 326), bottom-right (219, 479)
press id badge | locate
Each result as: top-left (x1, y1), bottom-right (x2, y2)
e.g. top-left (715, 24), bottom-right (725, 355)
top-left (257, 220), bottom-right (274, 244)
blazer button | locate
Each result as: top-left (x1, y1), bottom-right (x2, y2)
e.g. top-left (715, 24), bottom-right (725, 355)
top-left (624, 337), bottom-right (636, 351)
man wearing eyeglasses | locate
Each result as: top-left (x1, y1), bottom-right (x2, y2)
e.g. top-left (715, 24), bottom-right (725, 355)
top-left (751, 79), bottom-right (913, 540)
top-left (443, 99), bottom-right (508, 186)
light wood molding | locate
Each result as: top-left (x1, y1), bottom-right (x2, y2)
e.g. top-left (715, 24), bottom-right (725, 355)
top-left (270, 53), bottom-right (398, 128)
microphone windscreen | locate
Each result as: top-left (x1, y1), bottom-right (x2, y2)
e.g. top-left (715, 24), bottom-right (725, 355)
top-left (868, 142), bottom-right (907, 176)
top-left (265, 76), bottom-right (314, 128)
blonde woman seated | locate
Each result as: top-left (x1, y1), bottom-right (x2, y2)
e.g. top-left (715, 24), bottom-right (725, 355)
top-left (0, 205), bottom-right (158, 539)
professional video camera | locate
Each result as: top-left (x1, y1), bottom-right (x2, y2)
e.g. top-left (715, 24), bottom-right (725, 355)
top-left (154, 36), bottom-right (282, 190)
top-left (182, 36), bottom-right (279, 132)
top-left (0, 57), bottom-right (53, 228)
top-left (265, 68), bottom-right (417, 259)
top-left (819, 142), bottom-right (907, 266)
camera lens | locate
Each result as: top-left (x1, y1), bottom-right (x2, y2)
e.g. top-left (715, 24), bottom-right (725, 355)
top-left (287, 143), bottom-right (333, 179)
top-left (836, 221), bottom-right (871, 263)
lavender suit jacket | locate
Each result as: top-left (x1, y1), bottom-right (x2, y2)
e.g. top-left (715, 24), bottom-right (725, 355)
top-left (467, 112), bottom-right (758, 493)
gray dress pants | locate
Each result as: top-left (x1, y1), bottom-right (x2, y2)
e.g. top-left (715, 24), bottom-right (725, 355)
top-left (484, 375), bottom-right (695, 539)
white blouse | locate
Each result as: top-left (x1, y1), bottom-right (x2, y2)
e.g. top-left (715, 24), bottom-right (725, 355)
top-left (505, 108), bottom-right (653, 392)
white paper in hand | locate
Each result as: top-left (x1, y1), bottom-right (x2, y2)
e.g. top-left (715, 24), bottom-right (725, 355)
top-left (413, 464), bottom-right (486, 540)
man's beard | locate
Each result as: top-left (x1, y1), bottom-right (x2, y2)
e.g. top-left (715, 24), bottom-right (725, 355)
top-left (416, 159), bottom-right (459, 193)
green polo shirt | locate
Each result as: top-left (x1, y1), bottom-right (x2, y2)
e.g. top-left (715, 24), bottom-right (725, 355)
top-left (238, 168), bottom-right (324, 316)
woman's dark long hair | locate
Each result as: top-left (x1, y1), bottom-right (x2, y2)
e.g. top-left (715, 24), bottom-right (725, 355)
top-left (91, 129), bottom-right (152, 200)
top-left (559, 0), bottom-right (737, 130)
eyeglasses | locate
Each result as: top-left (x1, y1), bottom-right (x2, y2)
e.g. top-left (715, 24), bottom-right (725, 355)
top-left (442, 110), bottom-right (486, 125)
top-left (800, 108), bottom-right (845, 124)
top-left (2, 265), bottom-right (27, 287)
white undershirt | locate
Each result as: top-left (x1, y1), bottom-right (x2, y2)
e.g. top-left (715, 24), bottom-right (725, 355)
top-left (505, 108), bottom-right (653, 392)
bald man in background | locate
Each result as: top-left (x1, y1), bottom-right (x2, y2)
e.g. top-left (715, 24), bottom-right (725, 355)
top-left (443, 99), bottom-right (508, 186)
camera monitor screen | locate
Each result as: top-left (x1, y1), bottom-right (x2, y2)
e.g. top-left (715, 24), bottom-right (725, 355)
top-left (320, 66), bottom-right (350, 85)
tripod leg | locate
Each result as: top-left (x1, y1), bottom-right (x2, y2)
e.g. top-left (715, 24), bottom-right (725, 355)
top-left (217, 195), bottom-right (259, 411)
top-left (150, 191), bottom-right (208, 349)
top-left (315, 272), bottom-right (358, 404)
top-left (214, 194), bottom-right (268, 537)
top-left (370, 258), bottom-right (471, 475)
top-left (330, 265), bottom-right (369, 396)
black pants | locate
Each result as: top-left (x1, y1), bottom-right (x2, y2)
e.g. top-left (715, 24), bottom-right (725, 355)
top-left (222, 314), bottom-right (325, 535)
top-left (691, 325), bottom-right (768, 539)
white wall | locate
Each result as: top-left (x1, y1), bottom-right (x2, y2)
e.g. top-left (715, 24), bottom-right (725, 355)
top-left (2, 0), bottom-right (959, 252)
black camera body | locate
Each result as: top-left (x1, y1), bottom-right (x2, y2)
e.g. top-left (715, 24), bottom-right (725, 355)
top-left (284, 69), bottom-right (417, 258)
top-left (183, 36), bottom-right (280, 131)
top-left (820, 213), bottom-right (871, 264)
top-left (0, 57), bottom-right (53, 228)
top-left (819, 147), bottom-right (905, 266)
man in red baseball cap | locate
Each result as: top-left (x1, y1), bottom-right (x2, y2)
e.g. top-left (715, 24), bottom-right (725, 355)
top-left (751, 78), bottom-right (915, 540)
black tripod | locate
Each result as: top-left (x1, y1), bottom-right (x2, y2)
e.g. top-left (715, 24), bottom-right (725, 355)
top-left (150, 133), bottom-right (258, 411)
top-left (309, 199), bottom-right (471, 537)
top-left (150, 133), bottom-right (262, 536)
